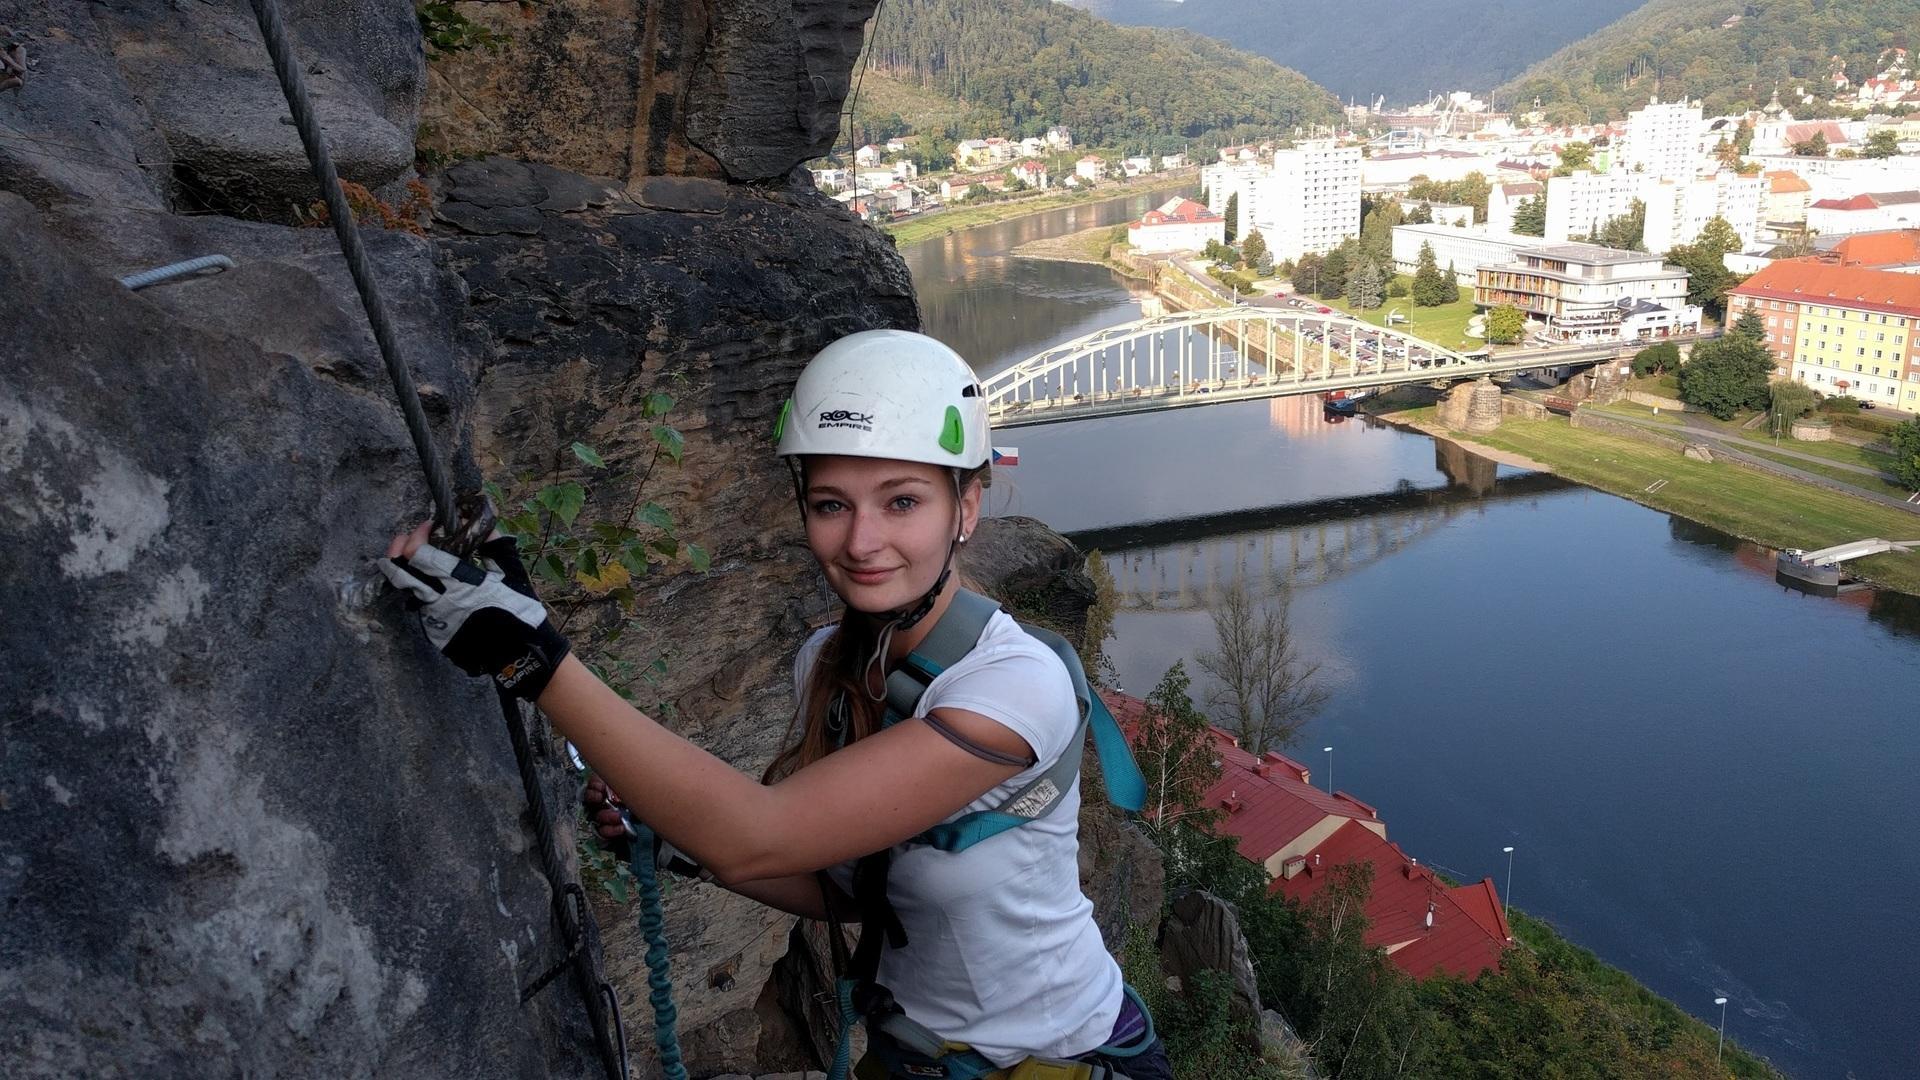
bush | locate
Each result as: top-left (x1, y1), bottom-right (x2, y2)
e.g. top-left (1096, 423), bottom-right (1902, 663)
top-left (1890, 419), bottom-right (1920, 491)
top-left (1387, 279), bottom-right (1410, 298)
top-left (1631, 341), bottom-right (1681, 377)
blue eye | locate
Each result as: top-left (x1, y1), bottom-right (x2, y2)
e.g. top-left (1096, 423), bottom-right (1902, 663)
top-left (811, 499), bottom-right (846, 515)
top-left (889, 495), bottom-right (919, 512)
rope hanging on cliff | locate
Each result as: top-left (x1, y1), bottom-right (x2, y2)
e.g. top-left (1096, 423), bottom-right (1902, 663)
top-left (243, 3), bottom-right (676, 1078)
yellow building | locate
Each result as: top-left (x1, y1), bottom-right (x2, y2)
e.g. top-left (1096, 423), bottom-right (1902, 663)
top-left (1728, 260), bottom-right (1920, 409)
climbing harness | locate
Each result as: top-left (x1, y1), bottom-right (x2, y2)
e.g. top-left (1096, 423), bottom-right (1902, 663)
top-left (244, 1), bottom-right (664, 1077)
top-left (819, 589), bottom-right (1151, 1080)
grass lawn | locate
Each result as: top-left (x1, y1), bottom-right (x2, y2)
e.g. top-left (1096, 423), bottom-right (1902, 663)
top-left (1625, 373), bottom-right (1681, 398)
top-left (1731, 431), bottom-right (1899, 472)
top-left (1737, 446), bottom-right (1915, 499)
top-left (1325, 278), bottom-right (1480, 351)
top-left (1464, 418), bottom-right (1920, 594)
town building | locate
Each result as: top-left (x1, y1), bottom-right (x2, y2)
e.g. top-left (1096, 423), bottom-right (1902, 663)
top-left (1475, 242), bottom-right (1699, 342)
top-left (1728, 260), bottom-right (1920, 408)
top-left (954, 139), bottom-right (993, 169)
top-left (1010, 160), bottom-right (1049, 190)
top-left (891, 159), bottom-right (919, 182)
top-left (1160, 152), bottom-right (1189, 170)
top-left (1619, 97), bottom-right (1706, 178)
top-left (1075, 155), bottom-right (1106, 183)
top-left (854, 143), bottom-right (883, 167)
top-left (883, 137), bottom-right (910, 154)
top-left (1359, 148), bottom-right (1510, 191)
top-left (1018, 136), bottom-right (1048, 159)
top-left (1544, 170), bottom-right (1640, 243)
top-left (1126, 196), bottom-right (1225, 254)
top-left (982, 137), bottom-right (1015, 164)
top-left (1412, 201), bottom-right (1476, 228)
top-left (1245, 139), bottom-right (1363, 262)
top-left (1122, 155), bottom-right (1154, 178)
top-left (1105, 692), bottom-right (1510, 982)
top-left (939, 173), bottom-right (999, 201)
top-left (1640, 170), bottom-right (1764, 252)
top-left (1809, 229), bottom-right (1920, 272)
top-left (1807, 191), bottom-right (1920, 236)
top-left (1391, 223), bottom-right (1548, 285)
top-left (1485, 180), bottom-right (1543, 234)
top-left (809, 166), bottom-right (849, 192)
top-left (1046, 126), bottom-right (1074, 151)
top-left (1760, 171), bottom-right (1813, 234)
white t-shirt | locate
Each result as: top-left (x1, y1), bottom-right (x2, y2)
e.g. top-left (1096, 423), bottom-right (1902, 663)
top-left (794, 611), bottom-right (1124, 1066)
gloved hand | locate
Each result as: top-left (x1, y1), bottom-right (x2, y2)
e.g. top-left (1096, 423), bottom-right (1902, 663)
top-left (584, 774), bottom-right (709, 880)
top-left (379, 532), bottom-right (571, 701)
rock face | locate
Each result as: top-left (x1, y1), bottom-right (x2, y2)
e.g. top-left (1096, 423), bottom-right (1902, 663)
top-left (420, 0), bottom-right (879, 183)
top-left (0, 191), bottom-right (601, 1077)
top-left (1160, 890), bottom-right (1263, 1044)
top-left (0, 0), bottom-right (424, 218)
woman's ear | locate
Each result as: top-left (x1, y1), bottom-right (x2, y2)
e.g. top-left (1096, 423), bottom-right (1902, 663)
top-left (958, 474), bottom-right (983, 542)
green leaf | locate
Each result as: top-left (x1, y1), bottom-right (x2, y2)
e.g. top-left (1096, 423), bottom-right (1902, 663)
top-left (652, 537), bottom-right (680, 559)
top-left (482, 480), bottom-right (508, 506)
top-left (643, 392), bottom-right (676, 418)
top-left (576, 546), bottom-right (599, 580)
top-left (638, 502), bottom-right (675, 531)
top-left (685, 542), bottom-right (711, 572)
top-left (571, 441), bottom-right (606, 468)
top-left (535, 482), bottom-right (586, 526)
top-left (618, 546), bottom-right (652, 577)
top-left (534, 553), bottom-right (568, 583)
top-left (651, 425), bottom-right (685, 464)
top-left (591, 522), bottom-right (634, 544)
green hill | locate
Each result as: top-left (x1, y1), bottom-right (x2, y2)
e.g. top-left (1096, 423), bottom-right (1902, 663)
top-left (1498, 0), bottom-right (1920, 123)
top-left (848, 0), bottom-right (1342, 156)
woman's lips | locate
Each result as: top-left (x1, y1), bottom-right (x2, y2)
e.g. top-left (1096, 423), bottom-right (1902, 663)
top-left (846, 566), bottom-right (897, 585)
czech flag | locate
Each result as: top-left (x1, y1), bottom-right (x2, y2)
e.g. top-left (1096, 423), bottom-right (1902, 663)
top-left (992, 446), bottom-right (1019, 466)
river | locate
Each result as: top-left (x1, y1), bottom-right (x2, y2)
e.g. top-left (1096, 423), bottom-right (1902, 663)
top-left (901, 191), bottom-right (1920, 1080)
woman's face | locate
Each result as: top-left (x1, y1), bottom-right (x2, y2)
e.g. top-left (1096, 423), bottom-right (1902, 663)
top-left (802, 455), bottom-right (981, 614)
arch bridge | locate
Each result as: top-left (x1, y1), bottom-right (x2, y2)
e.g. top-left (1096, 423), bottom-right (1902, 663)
top-left (985, 307), bottom-right (1568, 429)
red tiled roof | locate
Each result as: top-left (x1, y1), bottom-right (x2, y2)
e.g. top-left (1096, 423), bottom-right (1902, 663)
top-left (1813, 194), bottom-right (1877, 211)
top-left (1132, 197), bottom-right (1221, 229)
top-left (1730, 259), bottom-right (1920, 317)
top-left (1765, 170), bottom-right (1811, 194)
top-left (1787, 122), bottom-right (1849, 145)
top-left (1273, 820), bottom-right (1510, 980)
top-left (1828, 229), bottom-right (1920, 267)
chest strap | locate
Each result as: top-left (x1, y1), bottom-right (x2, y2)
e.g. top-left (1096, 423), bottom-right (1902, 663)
top-left (880, 590), bottom-right (1145, 853)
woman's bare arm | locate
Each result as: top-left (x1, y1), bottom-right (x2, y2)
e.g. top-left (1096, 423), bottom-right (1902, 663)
top-left (539, 655), bottom-right (1030, 886)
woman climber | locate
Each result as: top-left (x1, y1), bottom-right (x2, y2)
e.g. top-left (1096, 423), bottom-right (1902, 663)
top-left (379, 329), bottom-right (1172, 1080)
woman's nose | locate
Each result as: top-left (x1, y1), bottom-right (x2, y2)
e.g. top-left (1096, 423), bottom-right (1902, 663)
top-left (845, 507), bottom-right (885, 557)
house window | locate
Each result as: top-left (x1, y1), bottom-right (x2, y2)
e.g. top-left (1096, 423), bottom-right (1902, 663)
top-left (1856, 364), bottom-right (1865, 372)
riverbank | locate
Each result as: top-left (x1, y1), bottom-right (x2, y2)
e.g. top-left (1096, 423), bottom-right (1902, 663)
top-left (882, 170), bottom-right (1196, 246)
top-left (1008, 224), bottom-right (1152, 279)
top-left (1377, 404), bottom-right (1920, 596)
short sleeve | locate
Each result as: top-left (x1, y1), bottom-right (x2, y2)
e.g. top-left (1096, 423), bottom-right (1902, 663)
top-left (793, 625), bottom-right (836, 701)
top-left (919, 638), bottom-right (1079, 768)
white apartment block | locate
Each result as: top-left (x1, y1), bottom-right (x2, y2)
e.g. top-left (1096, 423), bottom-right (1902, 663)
top-left (1620, 98), bottom-right (1706, 178)
top-left (1486, 181), bottom-right (1543, 235)
top-left (1476, 242), bottom-right (1700, 343)
top-left (1641, 171), bottom-right (1763, 253)
top-left (1246, 140), bottom-right (1362, 262)
top-left (1545, 170), bottom-right (1641, 242)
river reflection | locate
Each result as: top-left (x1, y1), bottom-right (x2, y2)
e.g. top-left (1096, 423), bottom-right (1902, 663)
top-left (900, 195), bottom-right (1920, 1080)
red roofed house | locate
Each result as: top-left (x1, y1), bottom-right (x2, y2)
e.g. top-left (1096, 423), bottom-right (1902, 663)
top-left (1807, 190), bottom-right (1920, 236)
top-left (1762, 171), bottom-right (1813, 229)
top-left (1105, 691), bottom-right (1511, 981)
top-left (1785, 121), bottom-right (1850, 155)
top-left (1727, 259), bottom-right (1920, 408)
top-left (1127, 196), bottom-right (1226, 254)
top-left (1009, 160), bottom-right (1050, 191)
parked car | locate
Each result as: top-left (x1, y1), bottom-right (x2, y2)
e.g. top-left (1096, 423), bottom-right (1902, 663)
top-left (1316, 305), bottom-right (1333, 314)
top-left (1859, 400), bottom-right (1877, 409)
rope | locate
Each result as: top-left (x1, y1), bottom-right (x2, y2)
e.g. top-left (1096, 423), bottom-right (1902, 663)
top-left (245, 0), bottom-right (457, 535)
top-left (119, 255), bottom-right (235, 291)
top-left (242, 3), bottom-right (645, 1079)
top-left (626, 823), bottom-right (689, 1080)
top-left (828, 978), bottom-right (859, 1080)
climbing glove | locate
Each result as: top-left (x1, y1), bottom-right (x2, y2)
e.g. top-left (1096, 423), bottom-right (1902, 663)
top-left (378, 535), bottom-right (571, 701)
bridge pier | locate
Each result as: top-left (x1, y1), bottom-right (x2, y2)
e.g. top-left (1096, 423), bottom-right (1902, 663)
top-left (1436, 376), bottom-right (1504, 434)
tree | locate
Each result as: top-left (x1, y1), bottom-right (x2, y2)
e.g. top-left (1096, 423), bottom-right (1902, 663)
top-left (1551, 141), bottom-right (1592, 176)
top-left (1412, 241), bottom-right (1453, 307)
top-left (1890, 419), bottom-right (1920, 492)
top-left (1240, 228), bottom-right (1268, 271)
top-left (1405, 202), bottom-right (1434, 225)
top-left (1346, 259), bottom-right (1386, 309)
top-left (1791, 130), bottom-right (1829, 157)
top-left (1292, 251), bottom-right (1324, 295)
top-left (1591, 199), bottom-right (1646, 251)
top-left (1863, 130), bottom-right (1902, 159)
top-left (1486, 304), bottom-right (1526, 344)
top-left (1668, 217), bottom-right (1744, 315)
top-left (1223, 193), bottom-right (1239, 243)
top-left (1631, 341), bottom-right (1681, 376)
top-left (1359, 199), bottom-right (1403, 262)
top-left (1679, 335), bottom-right (1773, 419)
top-left (1512, 195), bottom-right (1546, 237)
top-left (1732, 310), bottom-right (1764, 341)
top-left (1195, 581), bottom-right (1327, 757)
top-left (1769, 380), bottom-right (1821, 434)
top-left (1316, 246), bottom-right (1349, 300)
top-left (1131, 661), bottom-right (1224, 838)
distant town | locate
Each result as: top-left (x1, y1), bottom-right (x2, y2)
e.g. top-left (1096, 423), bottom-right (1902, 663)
top-left (823, 47), bottom-right (1920, 413)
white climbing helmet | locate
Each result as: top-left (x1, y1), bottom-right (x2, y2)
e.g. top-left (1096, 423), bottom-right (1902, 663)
top-left (774, 329), bottom-right (990, 470)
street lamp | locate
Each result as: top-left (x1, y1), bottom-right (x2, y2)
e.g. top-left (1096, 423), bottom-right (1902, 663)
top-left (1713, 995), bottom-right (1729, 1064)
top-left (1322, 746), bottom-right (1334, 794)
top-left (1502, 846), bottom-right (1516, 922)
